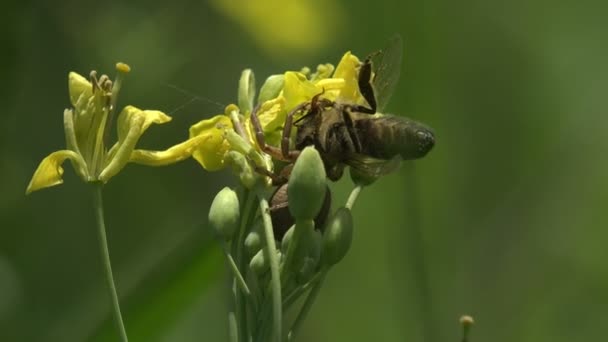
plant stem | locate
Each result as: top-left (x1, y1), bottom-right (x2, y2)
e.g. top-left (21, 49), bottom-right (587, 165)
top-left (92, 183), bottom-right (128, 342)
top-left (287, 269), bottom-right (328, 341)
top-left (256, 187), bottom-right (282, 342)
top-left (346, 185), bottom-right (363, 210)
top-left (233, 188), bottom-right (256, 342)
top-left (223, 245), bottom-right (252, 299)
top-left (228, 311), bottom-right (238, 342)
top-left (282, 270), bottom-right (324, 311)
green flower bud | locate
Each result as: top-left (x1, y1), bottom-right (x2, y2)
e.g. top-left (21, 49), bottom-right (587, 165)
top-left (288, 147), bottom-right (327, 220)
top-left (249, 248), bottom-right (282, 277)
top-left (281, 225), bottom-right (295, 252)
top-left (226, 151), bottom-right (257, 189)
top-left (322, 207), bottom-right (354, 266)
top-left (208, 187), bottom-right (240, 240)
top-left (238, 69), bottom-right (256, 113)
top-left (271, 183), bottom-right (332, 241)
top-left (257, 74), bottom-right (285, 104)
top-left (249, 249), bottom-right (269, 276)
top-left (244, 221), bottom-right (264, 258)
top-left (309, 63), bottom-right (334, 81)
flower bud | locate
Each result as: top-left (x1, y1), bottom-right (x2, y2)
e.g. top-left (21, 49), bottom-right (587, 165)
top-left (258, 74), bottom-right (285, 104)
top-left (249, 248), bottom-right (282, 277)
top-left (238, 69), bottom-right (256, 113)
top-left (249, 249), bottom-right (269, 276)
top-left (226, 151), bottom-right (257, 189)
top-left (287, 147), bottom-right (327, 220)
top-left (270, 183), bottom-right (331, 241)
top-left (281, 225), bottom-right (294, 252)
top-left (208, 187), bottom-right (240, 240)
top-left (321, 207), bottom-right (354, 266)
top-left (244, 221), bottom-right (264, 258)
top-left (460, 315), bottom-right (474, 341)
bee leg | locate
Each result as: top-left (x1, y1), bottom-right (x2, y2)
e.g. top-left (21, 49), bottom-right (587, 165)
top-left (351, 56), bottom-right (377, 114)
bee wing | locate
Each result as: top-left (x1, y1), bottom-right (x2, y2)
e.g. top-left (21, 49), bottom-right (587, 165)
top-left (345, 154), bottom-right (402, 178)
top-left (371, 35), bottom-right (403, 112)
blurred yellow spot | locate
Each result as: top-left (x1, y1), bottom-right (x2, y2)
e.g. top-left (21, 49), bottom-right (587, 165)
top-left (210, 0), bottom-right (344, 58)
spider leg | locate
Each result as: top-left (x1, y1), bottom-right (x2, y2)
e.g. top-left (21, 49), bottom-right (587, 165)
top-left (280, 102), bottom-right (308, 161)
top-left (250, 103), bottom-right (290, 161)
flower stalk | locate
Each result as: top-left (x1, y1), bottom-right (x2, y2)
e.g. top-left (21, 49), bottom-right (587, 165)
top-left (92, 183), bottom-right (128, 342)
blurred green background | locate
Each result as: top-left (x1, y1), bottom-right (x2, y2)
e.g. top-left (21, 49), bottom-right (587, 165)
top-left (2, 0), bottom-right (607, 341)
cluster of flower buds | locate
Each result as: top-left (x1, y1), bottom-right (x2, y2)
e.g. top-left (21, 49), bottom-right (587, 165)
top-left (207, 146), bottom-right (355, 341)
top-left (199, 50), bottom-right (380, 340)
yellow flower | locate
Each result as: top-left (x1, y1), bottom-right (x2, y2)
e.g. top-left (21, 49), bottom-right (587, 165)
top-left (188, 51), bottom-right (365, 174)
top-left (26, 63), bottom-right (204, 194)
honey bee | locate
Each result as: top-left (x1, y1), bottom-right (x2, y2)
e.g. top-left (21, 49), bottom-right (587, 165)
top-left (251, 36), bottom-right (435, 238)
top-left (250, 35), bottom-right (435, 183)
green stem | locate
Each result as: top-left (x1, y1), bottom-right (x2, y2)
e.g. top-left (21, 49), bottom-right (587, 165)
top-left (223, 245), bottom-right (253, 299)
top-left (287, 270), bottom-right (328, 341)
top-left (233, 189), bottom-right (256, 342)
top-left (282, 270), bottom-right (324, 311)
top-left (346, 185), bottom-right (363, 210)
top-left (92, 183), bottom-right (128, 342)
top-left (255, 187), bottom-right (282, 342)
top-left (228, 311), bottom-right (238, 342)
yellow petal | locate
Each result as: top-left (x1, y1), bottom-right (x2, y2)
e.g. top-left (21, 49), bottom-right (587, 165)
top-left (68, 72), bottom-right (93, 108)
top-left (254, 98), bottom-right (286, 135)
top-left (99, 106), bottom-right (171, 182)
top-left (116, 105), bottom-right (171, 143)
top-left (282, 71), bottom-right (321, 110)
top-left (26, 150), bottom-right (87, 194)
top-left (333, 51), bottom-right (363, 103)
top-left (189, 115), bottom-right (232, 171)
top-left (129, 135), bottom-right (207, 166)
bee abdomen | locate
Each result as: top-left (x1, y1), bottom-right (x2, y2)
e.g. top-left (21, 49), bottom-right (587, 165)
top-left (355, 115), bottom-right (435, 160)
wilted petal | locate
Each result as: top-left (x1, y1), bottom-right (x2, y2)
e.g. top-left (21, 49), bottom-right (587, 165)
top-left (99, 106), bottom-right (171, 182)
top-left (189, 115), bottom-right (232, 171)
top-left (26, 150), bottom-right (87, 194)
top-left (129, 135), bottom-right (207, 166)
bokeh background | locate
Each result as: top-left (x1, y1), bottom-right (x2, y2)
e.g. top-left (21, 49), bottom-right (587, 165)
top-left (2, 0), bottom-right (607, 341)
